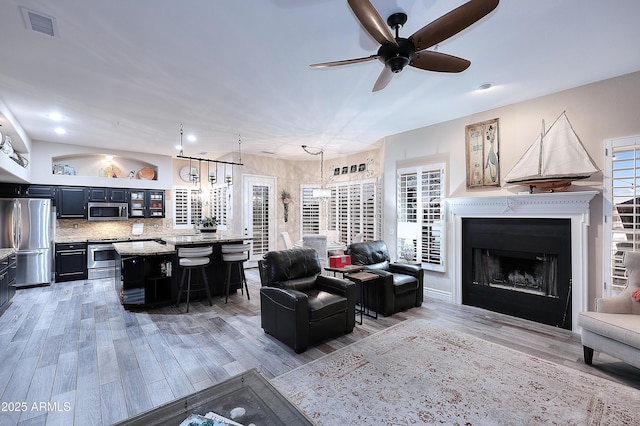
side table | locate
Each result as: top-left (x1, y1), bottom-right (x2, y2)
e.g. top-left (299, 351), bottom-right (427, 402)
top-left (345, 271), bottom-right (379, 325)
top-left (324, 264), bottom-right (364, 277)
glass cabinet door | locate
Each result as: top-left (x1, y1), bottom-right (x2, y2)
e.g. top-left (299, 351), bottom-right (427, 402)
top-left (129, 190), bottom-right (146, 217)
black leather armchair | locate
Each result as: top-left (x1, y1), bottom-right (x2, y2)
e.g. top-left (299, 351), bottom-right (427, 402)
top-left (347, 240), bottom-right (424, 316)
top-left (259, 248), bottom-right (356, 353)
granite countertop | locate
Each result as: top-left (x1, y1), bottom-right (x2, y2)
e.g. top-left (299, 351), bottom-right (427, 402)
top-left (0, 248), bottom-right (16, 261)
top-left (56, 234), bottom-right (186, 244)
top-left (112, 241), bottom-right (176, 256)
top-left (162, 234), bottom-right (251, 245)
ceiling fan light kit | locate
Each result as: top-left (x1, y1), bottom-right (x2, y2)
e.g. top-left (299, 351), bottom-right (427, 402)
top-left (311, 0), bottom-right (500, 91)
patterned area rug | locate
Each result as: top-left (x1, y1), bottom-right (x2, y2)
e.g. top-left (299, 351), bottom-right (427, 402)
top-left (272, 319), bottom-right (639, 425)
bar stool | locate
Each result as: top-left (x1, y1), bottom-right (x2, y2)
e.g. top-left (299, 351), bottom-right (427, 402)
top-left (221, 243), bottom-right (251, 303)
top-left (176, 246), bottom-right (213, 312)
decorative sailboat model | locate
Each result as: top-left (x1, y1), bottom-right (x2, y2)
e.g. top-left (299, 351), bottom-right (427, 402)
top-left (504, 112), bottom-right (598, 193)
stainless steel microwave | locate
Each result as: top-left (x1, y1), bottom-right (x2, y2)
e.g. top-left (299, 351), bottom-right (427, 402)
top-left (87, 202), bottom-right (129, 221)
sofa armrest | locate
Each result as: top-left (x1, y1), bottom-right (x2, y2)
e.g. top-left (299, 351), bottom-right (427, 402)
top-left (595, 293), bottom-right (632, 314)
top-left (389, 262), bottom-right (421, 277)
top-left (259, 287), bottom-right (310, 353)
top-left (317, 275), bottom-right (356, 332)
top-left (260, 287), bottom-right (308, 311)
top-left (389, 263), bottom-right (424, 308)
top-left (317, 275), bottom-right (353, 296)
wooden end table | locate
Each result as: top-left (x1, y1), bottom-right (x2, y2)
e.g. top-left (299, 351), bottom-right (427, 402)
top-left (345, 271), bottom-right (379, 324)
top-left (324, 264), bottom-right (364, 277)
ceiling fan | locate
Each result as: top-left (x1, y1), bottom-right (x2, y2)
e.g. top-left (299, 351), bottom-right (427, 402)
top-left (310, 0), bottom-right (499, 92)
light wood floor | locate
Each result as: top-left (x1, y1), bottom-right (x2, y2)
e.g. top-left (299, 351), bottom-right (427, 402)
top-left (0, 269), bottom-right (639, 425)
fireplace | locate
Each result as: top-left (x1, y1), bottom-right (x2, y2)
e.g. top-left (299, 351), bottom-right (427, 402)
top-left (462, 218), bottom-right (572, 329)
top-left (447, 192), bottom-right (597, 333)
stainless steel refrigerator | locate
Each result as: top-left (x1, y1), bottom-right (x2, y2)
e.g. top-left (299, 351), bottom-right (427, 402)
top-left (0, 198), bottom-right (54, 287)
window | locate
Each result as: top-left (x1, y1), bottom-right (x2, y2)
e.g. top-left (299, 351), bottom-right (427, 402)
top-left (251, 184), bottom-right (270, 256)
top-left (173, 185), bottom-right (228, 229)
top-left (604, 136), bottom-right (640, 293)
top-left (397, 164), bottom-right (445, 272)
top-left (300, 186), bottom-right (321, 234)
top-left (327, 178), bottom-right (381, 244)
top-left (299, 179), bottom-right (381, 244)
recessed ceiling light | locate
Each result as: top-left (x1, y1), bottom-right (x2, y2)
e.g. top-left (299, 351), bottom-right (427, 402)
top-left (54, 127), bottom-right (66, 134)
top-left (477, 82), bottom-right (494, 91)
top-left (46, 112), bottom-right (64, 121)
top-left (187, 134), bottom-right (196, 142)
top-left (175, 144), bottom-right (182, 151)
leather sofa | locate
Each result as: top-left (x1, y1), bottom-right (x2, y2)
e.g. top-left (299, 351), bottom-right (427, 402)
top-left (347, 240), bottom-right (423, 316)
top-left (259, 248), bottom-right (356, 353)
top-left (578, 251), bottom-right (640, 369)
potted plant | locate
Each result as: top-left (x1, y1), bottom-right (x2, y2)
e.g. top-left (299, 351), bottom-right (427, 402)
top-left (199, 216), bottom-right (219, 232)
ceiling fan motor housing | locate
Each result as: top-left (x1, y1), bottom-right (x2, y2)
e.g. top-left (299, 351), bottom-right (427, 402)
top-left (378, 38), bottom-right (415, 73)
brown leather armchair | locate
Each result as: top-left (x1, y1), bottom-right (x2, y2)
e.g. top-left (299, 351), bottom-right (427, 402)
top-left (259, 248), bottom-right (356, 353)
top-left (347, 240), bottom-right (423, 316)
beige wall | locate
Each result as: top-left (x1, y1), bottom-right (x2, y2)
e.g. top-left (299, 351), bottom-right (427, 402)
top-left (383, 71), bottom-right (640, 304)
top-left (172, 149), bottom-right (382, 246)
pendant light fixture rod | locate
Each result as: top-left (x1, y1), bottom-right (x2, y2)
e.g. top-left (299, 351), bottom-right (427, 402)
top-left (176, 130), bottom-right (244, 166)
top-left (177, 154), bottom-right (244, 167)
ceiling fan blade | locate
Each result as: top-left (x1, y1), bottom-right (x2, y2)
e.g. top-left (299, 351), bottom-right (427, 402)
top-left (409, 0), bottom-right (499, 51)
top-left (372, 67), bottom-right (393, 92)
top-left (310, 55), bottom-right (379, 68)
top-left (410, 50), bottom-right (471, 73)
top-left (347, 0), bottom-right (398, 47)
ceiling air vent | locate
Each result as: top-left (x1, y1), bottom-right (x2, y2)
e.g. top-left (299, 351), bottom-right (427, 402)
top-left (21, 7), bottom-right (57, 37)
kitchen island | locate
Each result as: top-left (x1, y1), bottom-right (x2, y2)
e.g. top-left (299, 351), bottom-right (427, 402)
top-left (113, 235), bottom-right (251, 308)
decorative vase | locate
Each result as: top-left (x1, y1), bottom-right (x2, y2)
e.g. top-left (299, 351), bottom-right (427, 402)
top-left (199, 226), bottom-right (217, 233)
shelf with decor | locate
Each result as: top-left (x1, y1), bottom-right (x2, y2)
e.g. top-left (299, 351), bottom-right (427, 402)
top-left (46, 153), bottom-right (167, 189)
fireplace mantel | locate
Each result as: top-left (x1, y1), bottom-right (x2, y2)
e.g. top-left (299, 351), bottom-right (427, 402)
top-left (447, 191), bottom-right (598, 332)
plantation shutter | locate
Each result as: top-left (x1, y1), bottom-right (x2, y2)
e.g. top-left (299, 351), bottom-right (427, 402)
top-left (421, 168), bottom-right (443, 266)
top-left (604, 136), bottom-right (640, 293)
top-left (210, 186), bottom-right (228, 226)
top-left (397, 164), bottom-right (445, 272)
top-left (174, 187), bottom-right (189, 226)
top-left (328, 178), bottom-right (381, 244)
top-left (300, 186), bottom-right (321, 234)
top-left (173, 186), bottom-right (203, 228)
top-left (252, 184), bottom-right (270, 256)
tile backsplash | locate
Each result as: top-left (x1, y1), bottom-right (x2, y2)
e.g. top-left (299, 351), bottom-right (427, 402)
top-left (55, 218), bottom-right (192, 241)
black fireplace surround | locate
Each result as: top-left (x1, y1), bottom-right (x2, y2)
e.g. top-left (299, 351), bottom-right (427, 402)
top-left (462, 218), bottom-right (572, 329)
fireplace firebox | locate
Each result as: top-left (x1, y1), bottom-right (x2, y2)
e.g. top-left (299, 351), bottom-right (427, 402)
top-left (462, 218), bottom-right (572, 329)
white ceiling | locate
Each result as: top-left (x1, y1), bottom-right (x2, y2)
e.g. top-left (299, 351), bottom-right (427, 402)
top-left (1, 0), bottom-right (639, 162)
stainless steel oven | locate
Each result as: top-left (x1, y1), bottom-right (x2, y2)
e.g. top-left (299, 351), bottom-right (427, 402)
top-left (87, 241), bottom-right (117, 279)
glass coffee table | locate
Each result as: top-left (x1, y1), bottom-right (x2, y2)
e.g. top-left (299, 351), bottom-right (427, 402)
top-left (114, 368), bottom-right (312, 426)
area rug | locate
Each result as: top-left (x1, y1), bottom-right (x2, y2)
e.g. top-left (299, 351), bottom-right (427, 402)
top-left (271, 319), bottom-right (639, 425)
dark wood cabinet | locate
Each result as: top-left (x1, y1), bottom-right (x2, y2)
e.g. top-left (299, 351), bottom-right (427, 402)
top-left (108, 188), bottom-right (129, 202)
top-left (116, 253), bottom-right (172, 307)
top-left (129, 189), bottom-right (164, 218)
top-left (0, 253), bottom-right (17, 310)
top-left (88, 187), bottom-right (108, 202)
top-left (148, 190), bottom-right (165, 218)
top-left (23, 185), bottom-right (57, 198)
top-left (88, 187), bottom-right (129, 203)
top-left (57, 187), bottom-right (88, 218)
top-left (55, 242), bottom-right (87, 282)
top-left (0, 183), bottom-right (21, 198)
